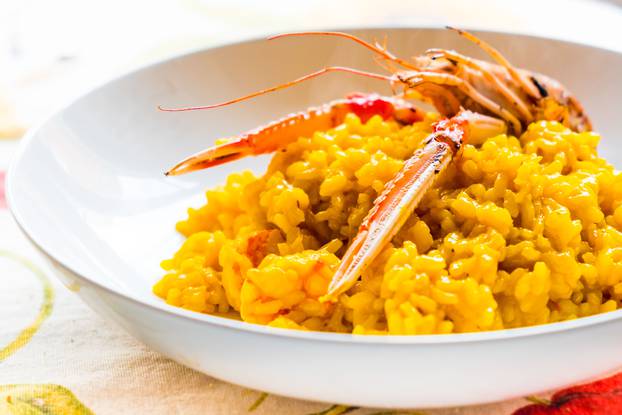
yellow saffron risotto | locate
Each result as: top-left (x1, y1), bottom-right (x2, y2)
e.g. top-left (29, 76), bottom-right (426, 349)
top-left (154, 112), bottom-right (622, 334)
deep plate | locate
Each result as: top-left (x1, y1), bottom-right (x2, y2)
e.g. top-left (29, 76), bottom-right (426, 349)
top-left (8, 28), bottom-right (622, 408)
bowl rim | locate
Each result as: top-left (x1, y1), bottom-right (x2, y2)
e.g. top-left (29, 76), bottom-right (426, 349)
top-left (8, 25), bottom-right (622, 345)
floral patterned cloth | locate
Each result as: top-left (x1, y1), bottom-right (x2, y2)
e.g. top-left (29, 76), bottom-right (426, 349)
top-left (1, 1), bottom-right (622, 413)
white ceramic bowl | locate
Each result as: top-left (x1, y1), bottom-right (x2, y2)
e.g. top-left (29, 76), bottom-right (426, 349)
top-left (8, 28), bottom-right (622, 409)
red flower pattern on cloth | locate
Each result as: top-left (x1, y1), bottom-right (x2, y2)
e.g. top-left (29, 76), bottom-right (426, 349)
top-left (514, 372), bottom-right (622, 414)
top-left (0, 170), bottom-right (6, 209)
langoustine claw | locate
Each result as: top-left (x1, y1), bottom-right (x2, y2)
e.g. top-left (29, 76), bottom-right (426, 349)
top-left (321, 111), bottom-right (506, 301)
top-left (164, 92), bottom-right (423, 176)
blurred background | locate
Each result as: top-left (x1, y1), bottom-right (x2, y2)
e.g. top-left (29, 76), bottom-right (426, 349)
top-left (0, 0), bottom-right (621, 146)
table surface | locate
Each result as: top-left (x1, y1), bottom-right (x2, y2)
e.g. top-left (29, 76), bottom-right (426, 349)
top-left (1, 1), bottom-right (622, 414)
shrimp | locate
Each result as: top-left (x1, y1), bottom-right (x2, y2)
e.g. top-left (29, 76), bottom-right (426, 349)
top-left (160, 28), bottom-right (591, 302)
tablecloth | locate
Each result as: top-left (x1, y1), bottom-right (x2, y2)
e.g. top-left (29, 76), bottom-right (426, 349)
top-left (2, 1), bottom-right (622, 413)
